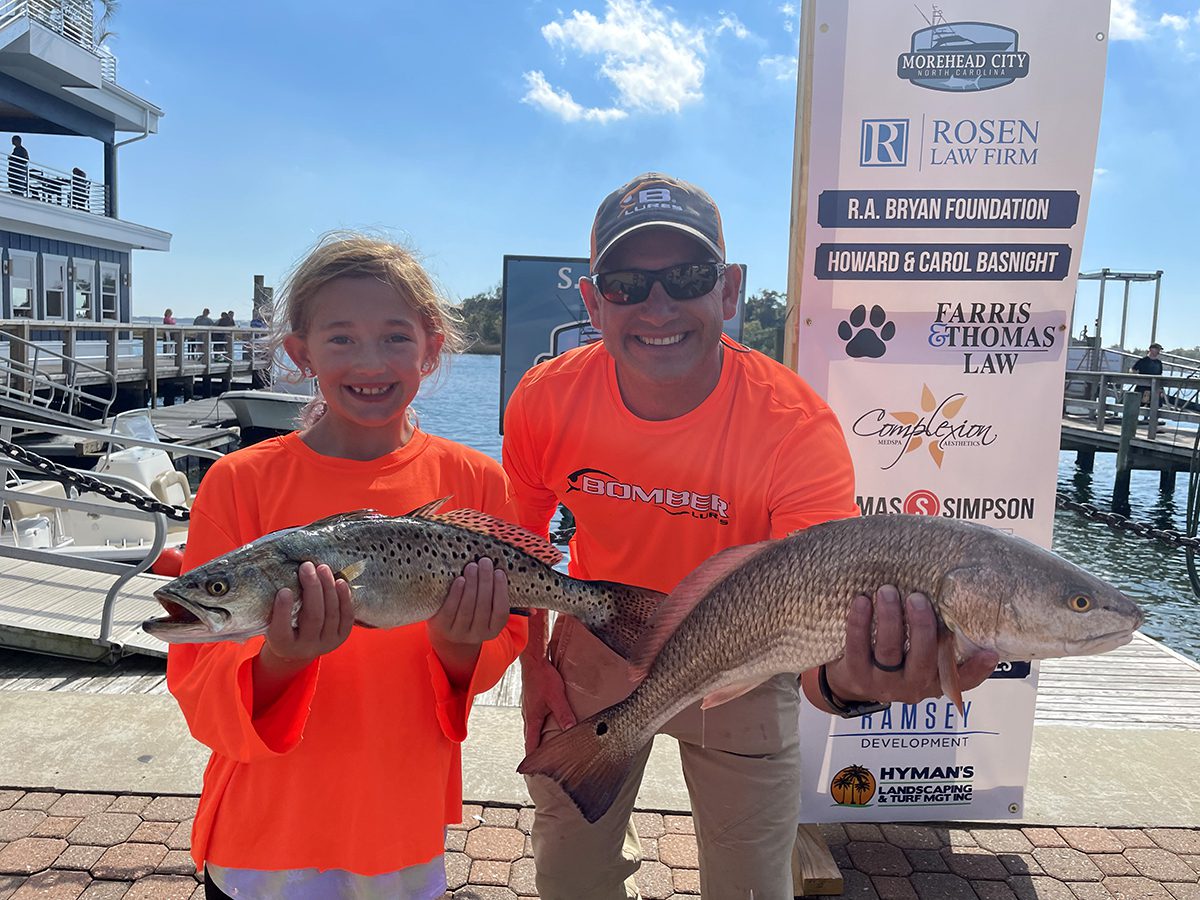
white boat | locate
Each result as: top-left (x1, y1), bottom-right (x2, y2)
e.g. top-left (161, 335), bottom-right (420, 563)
top-left (219, 389), bottom-right (310, 434)
top-left (0, 412), bottom-right (221, 565)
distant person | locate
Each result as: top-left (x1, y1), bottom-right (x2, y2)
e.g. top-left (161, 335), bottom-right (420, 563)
top-left (70, 167), bottom-right (89, 210)
top-left (163, 308), bottom-right (176, 325)
top-left (167, 234), bottom-right (524, 900)
top-left (250, 313), bottom-right (266, 329)
top-left (8, 135), bottom-right (28, 196)
top-left (1080, 325), bottom-right (1089, 341)
top-left (217, 310), bottom-right (234, 327)
top-left (1131, 342), bottom-right (1165, 408)
top-left (193, 308), bottom-right (214, 326)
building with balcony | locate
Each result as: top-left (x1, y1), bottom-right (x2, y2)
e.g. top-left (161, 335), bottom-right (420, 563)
top-left (0, 0), bottom-right (169, 326)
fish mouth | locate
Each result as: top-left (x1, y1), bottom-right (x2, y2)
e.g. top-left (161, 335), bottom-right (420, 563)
top-left (1068, 628), bottom-right (1137, 656)
top-left (142, 589), bottom-right (237, 643)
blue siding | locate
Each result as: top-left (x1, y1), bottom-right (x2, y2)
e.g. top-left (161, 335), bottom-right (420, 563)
top-left (0, 231), bottom-right (128, 330)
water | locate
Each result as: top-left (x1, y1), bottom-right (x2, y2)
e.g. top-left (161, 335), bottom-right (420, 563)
top-left (410, 354), bottom-right (1200, 663)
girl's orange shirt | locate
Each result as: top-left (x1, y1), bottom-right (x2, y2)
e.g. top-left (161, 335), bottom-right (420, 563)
top-left (168, 431), bottom-right (527, 875)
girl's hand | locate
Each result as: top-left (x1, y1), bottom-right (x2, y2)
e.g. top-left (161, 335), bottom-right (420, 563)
top-left (427, 558), bottom-right (510, 688)
top-left (263, 561), bottom-right (354, 667)
top-left (428, 557), bottom-right (510, 647)
top-left (252, 561), bottom-right (353, 715)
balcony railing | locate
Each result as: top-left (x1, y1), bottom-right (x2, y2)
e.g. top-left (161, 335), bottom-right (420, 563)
top-left (0, 0), bottom-right (119, 83)
top-left (6, 155), bottom-right (106, 215)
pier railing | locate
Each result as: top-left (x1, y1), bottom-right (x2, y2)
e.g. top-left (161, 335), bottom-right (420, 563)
top-left (0, 329), bottom-right (115, 423)
top-left (0, 321), bottom-right (271, 420)
top-left (5, 155), bottom-right (107, 216)
top-left (1062, 370), bottom-right (1200, 440)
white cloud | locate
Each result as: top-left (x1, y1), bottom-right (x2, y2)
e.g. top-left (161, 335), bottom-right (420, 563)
top-left (759, 54), bottom-right (797, 82)
top-left (1094, 167), bottom-right (1109, 179)
top-left (1160, 12), bottom-right (1190, 31)
top-left (779, 3), bottom-right (798, 34)
top-left (522, 0), bottom-right (717, 122)
top-left (520, 71), bottom-right (628, 123)
top-left (1110, 0), bottom-right (1149, 40)
top-left (715, 12), bottom-right (749, 39)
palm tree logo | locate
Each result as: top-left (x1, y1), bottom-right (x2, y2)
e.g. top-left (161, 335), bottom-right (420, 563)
top-left (830, 765), bottom-right (877, 807)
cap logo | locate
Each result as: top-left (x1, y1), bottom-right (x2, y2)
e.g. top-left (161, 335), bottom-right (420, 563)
top-left (620, 187), bottom-right (684, 217)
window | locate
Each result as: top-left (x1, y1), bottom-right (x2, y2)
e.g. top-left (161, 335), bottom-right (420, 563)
top-left (8, 251), bottom-right (35, 318)
top-left (43, 255), bottom-right (66, 319)
top-left (99, 263), bottom-right (119, 321)
top-left (73, 259), bottom-right (95, 321)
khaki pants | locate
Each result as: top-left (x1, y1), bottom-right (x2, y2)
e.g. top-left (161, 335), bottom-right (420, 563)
top-left (525, 616), bottom-right (802, 900)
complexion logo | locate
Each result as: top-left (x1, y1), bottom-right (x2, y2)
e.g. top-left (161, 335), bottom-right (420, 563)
top-left (830, 765), bottom-right (877, 807)
top-left (565, 468), bottom-right (730, 523)
top-left (898, 7), bottom-right (1030, 92)
top-left (851, 385), bottom-right (998, 470)
top-left (929, 301), bottom-right (1058, 374)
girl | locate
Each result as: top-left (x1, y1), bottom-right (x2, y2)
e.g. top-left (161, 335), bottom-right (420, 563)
top-left (168, 234), bottom-right (527, 899)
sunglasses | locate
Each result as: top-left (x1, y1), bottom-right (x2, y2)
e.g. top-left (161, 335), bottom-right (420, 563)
top-left (590, 262), bottom-right (728, 306)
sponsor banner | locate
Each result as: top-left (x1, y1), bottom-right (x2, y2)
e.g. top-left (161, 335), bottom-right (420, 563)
top-left (500, 256), bottom-right (747, 431)
top-left (792, 0), bottom-right (1109, 821)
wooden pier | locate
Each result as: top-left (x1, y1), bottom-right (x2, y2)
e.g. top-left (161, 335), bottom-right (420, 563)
top-left (1, 319), bottom-right (270, 425)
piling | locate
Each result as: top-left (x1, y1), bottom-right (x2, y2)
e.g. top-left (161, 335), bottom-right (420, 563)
top-left (1113, 391), bottom-right (1141, 515)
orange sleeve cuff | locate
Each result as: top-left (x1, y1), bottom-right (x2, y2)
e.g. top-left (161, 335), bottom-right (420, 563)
top-left (243, 649), bottom-right (321, 756)
top-left (425, 617), bottom-right (528, 743)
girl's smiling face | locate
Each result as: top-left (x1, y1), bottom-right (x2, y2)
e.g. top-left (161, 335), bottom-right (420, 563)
top-left (284, 276), bottom-right (441, 459)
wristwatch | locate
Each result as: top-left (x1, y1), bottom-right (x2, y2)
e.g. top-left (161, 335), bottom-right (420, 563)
top-left (818, 664), bottom-right (891, 718)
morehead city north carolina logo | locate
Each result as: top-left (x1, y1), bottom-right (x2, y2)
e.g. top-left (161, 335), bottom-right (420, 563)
top-left (898, 6), bottom-right (1030, 92)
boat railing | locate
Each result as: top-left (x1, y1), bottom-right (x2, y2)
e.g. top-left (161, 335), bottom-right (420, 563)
top-left (0, 416), bottom-right (221, 658)
top-left (0, 329), bottom-right (116, 422)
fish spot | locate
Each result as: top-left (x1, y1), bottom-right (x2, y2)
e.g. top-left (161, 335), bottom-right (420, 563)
top-left (596, 722), bottom-right (608, 736)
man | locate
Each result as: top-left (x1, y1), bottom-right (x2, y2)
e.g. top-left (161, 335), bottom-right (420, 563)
top-left (193, 307), bottom-right (214, 326)
top-left (8, 135), bottom-right (28, 196)
top-left (503, 172), bottom-right (997, 899)
top-left (1131, 342), bottom-right (1165, 408)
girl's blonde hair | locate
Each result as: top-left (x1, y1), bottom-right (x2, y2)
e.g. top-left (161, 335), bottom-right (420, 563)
top-left (271, 232), bottom-right (466, 364)
top-left (269, 232), bottom-right (467, 426)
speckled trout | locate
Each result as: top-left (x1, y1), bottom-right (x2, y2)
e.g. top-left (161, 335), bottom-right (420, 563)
top-left (518, 515), bottom-right (1145, 823)
top-left (142, 501), bottom-right (662, 657)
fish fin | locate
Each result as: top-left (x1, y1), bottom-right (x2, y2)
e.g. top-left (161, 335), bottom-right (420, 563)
top-left (576, 583), bottom-right (664, 660)
top-left (628, 540), bottom-right (775, 681)
top-left (428, 509), bottom-right (564, 567)
top-left (937, 625), bottom-right (965, 716)
top-left (701, 676), bottom-right (771, 710)
top-left (305, 509), bottom-right (387, 529)
top-left (405, 496), bottom-right (452, 518)
top-left (334, 559), bottom-right (367, 583)
top-left (517, 706), bottom-right (639, 824)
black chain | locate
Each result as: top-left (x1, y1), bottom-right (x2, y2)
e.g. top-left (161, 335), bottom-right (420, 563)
top-left (0, 436), bottom-right (191, 522)
top-left (1055, 491), bottom-right (1200, 551)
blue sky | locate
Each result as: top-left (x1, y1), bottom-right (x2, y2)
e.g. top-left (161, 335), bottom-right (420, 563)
top-left (34, 0), bottom-right (1200, 350)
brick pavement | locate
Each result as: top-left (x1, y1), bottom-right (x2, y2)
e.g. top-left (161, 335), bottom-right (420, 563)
top-left (0, 790), bottom-right (1196, 899)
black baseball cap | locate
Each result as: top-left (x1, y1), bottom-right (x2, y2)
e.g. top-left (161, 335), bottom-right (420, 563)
top-left (590, 172), bottom-right (725, 269)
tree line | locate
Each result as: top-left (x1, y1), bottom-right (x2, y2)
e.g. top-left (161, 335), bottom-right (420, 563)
top-left (454, 286), bottom-right (788, 360)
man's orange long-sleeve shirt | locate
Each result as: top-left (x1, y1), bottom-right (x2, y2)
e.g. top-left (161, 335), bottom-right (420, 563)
top-left (167, 432), bottom-right (527, 875)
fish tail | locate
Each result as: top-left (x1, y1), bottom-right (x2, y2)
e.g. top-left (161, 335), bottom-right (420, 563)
top-left (517, 702), bottom-right (642, 824)
top-left (579, 584), bottom-right (663, 660)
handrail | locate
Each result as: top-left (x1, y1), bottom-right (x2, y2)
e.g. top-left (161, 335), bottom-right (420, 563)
top-left (6, 154), bottom-right (107, 216)
top-left (0, 459), bottom-right (170, 653)
top-left (0, 329), bottom-right (116, 420)
top-left (0, 415), bottom-right (224, 461)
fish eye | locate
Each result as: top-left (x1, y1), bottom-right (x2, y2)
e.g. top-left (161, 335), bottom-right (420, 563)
top-left (206, 578), bottom-right (230, 597)
top-left (1068, 595), bottom-right (1092, 612)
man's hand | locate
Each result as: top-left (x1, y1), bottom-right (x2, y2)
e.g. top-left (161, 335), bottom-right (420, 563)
top-left (520, 647), bottom-right (577, 752)
top-left (817, 585), bottom-right (998, 707)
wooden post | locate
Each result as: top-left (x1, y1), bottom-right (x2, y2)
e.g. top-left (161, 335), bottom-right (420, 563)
top-left (1113, 392), bottom-right (1140, 516)
top-left (1076, 449), bottom-right (1095, 473)
top-left (9, 320), bottom-right (30, 397)
top-left (1160, 469), bottom-right (1176, 493)
top-left (1147, 377), bottom-right (1160, 441)
top-left (143, 325), bottom-right (158, 409)
top-left (792, 824), bottom-right (844, 896)
top-left (1095, 374), bottom-right (1107, 431)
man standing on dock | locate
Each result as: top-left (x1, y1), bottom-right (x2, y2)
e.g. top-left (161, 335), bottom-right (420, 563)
top-left (192, 307), bottom-right (214, 326)
top-left (503, 172), bottom-right (998, 900)
top-left (7, 135), bottom-right (28, 196)
top-left (1132, 342), bottom-right (1165, 408)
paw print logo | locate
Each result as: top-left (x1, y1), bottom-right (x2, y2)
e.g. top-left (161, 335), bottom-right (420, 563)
top-left (838, 304), bottom-right (895, 359)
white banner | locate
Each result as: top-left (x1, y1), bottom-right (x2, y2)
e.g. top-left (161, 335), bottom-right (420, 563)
top-left (793, 0), bottom-right (1110, 821)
